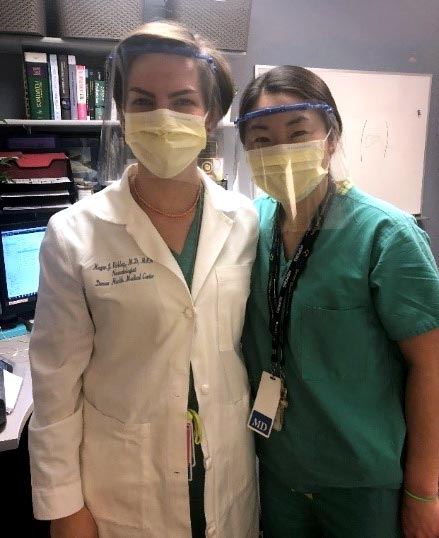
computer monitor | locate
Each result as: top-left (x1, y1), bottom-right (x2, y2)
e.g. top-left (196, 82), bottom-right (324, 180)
top-left (0, 220), bottom-right (48, 326)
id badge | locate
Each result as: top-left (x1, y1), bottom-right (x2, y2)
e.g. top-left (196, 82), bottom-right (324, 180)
top-left (247, 371), bottom-right (281, 438)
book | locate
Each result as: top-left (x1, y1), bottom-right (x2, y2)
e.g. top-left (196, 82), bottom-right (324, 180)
top-left (68, 55), bottom-right (78, 120)
top-left (23, 52), bottom-right (51, 120)
top-left (49, 54), bottom-right (62, 120)
top-left (94, 70), bottom-right (105, 120)
top-left (88, 68), bottom-right (96, 120)
top-left (57, 54), bottom-right (71, 120)
top-left (76, 65), bottom-right (87, 120)
top-left (22, 61), bottom-right (31, 119)
top-left (85, 68), bottom-right (90, 120)
top-left (47, 58), bottom-right (54, 120)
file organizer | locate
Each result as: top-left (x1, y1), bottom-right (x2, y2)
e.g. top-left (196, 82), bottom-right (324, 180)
top-left (0, 152), bottom-right (77, 212)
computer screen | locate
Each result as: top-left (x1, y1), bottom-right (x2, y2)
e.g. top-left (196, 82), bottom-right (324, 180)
top-left (0, 220), bottom-right (48, 323)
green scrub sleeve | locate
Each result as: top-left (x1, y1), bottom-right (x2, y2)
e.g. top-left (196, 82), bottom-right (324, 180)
top-left (369, 219), bottom-right (439, 341)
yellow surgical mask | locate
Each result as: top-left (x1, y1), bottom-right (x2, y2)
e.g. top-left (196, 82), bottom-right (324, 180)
top-left (124, 109), bottom-right (207, 179)
top-left (246, 139), bottom-right (329, 203)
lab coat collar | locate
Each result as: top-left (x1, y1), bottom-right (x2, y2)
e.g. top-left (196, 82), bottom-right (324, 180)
top-left (92, 165), bottom-right (236, 300)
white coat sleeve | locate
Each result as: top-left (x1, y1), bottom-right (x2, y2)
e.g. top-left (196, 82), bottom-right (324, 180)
top-left (28, 219), bottom-right (95, 520)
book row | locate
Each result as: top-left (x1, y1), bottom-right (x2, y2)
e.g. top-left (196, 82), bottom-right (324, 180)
top-left (23, 52), bottom-right (106, 121)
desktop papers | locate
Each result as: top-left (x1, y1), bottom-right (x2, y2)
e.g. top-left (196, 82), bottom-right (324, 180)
top-left (3, 369), bottom-right (23, 414)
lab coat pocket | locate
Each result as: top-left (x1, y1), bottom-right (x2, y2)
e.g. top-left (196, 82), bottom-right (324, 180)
top-left (81, 399), bottom-right (151, 530)
top-left (299, 305), bottom-right (371, 381)
top-left (222, 350), bottom-right (251, 403)
top-left (216, 265), bottom-right (252, 352)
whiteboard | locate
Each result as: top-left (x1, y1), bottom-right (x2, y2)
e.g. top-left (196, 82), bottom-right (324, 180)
top-left (254, 65), bottom-right (432, 214)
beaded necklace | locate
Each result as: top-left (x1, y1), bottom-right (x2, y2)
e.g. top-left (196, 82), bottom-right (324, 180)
top-left (130, 176), bottom-right (201, 218)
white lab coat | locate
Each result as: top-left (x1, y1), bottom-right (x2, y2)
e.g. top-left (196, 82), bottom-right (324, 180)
top-left (28, 167), bottom-right (259, 538)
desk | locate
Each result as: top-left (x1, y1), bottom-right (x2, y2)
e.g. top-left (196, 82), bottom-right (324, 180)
top-left (0, 333), bottom-right (33, 451)
top-left (0, 333), bottom-right (50, 536)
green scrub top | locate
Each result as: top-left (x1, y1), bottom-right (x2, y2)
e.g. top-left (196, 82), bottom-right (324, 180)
top-left (242, 184), bottom-right (439, 491)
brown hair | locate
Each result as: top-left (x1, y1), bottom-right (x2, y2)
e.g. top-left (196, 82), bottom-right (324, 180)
top-left (113, 20), bottom-right (234, 122)
top-left (238, 65), bottom-right (343, 143)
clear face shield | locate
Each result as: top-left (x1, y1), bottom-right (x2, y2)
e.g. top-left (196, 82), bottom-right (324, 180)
top-left (97, 42), bottom-right (222, 187)
top-left (234, 102), bottom-right (350, 226)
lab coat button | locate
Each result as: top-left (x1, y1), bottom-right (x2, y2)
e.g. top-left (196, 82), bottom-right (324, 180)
top-left (201, 384), bottom-right (210, 395)
top-left (206, 525), bottom-right (216, 537)
top-left (204, 456), bottom-right (212, 470)
top-left (183, 307), bottom-right (194, 319)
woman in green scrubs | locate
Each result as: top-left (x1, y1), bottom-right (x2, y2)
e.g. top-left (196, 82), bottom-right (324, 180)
top-left (238, 65), bottom-right (439, 537)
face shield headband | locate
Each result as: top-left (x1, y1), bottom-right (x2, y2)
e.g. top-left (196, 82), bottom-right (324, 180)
top-left (112, 43), bottom-right (217, 72)
top-left (234, 102), bottom-right (334, 125)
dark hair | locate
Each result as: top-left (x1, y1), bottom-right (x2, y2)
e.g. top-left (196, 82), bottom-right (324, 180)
top-left (113, 20), bottom-right (234, 122)
top-left (238, 65), bottom-right (343, 143)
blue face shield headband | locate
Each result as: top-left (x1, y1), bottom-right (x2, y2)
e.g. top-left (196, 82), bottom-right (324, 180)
top-left (113, 43), bottom-right (217, 71)
top-left (234, 102), bottom-right (334, 125)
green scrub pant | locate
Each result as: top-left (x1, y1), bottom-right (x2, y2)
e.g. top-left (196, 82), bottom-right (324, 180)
top-left (188, 368), bottom-right (206, 537)
top-left (260, 465), bottom-right (403, 538)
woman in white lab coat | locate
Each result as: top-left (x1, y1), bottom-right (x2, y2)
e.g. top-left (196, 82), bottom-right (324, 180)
top-left (28, 21), bottom-right (259, 538)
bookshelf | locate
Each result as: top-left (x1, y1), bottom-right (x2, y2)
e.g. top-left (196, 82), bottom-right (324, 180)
top-left (1, 120), bottom-right (118, 130)
top-left (0, 34), bottom-right (237, 190)
top-left (0, 34), bottom-right (113, 121)
top-left (0, 35), bottom-right (117, 55)
top-left (2, 120), bottom-right (233, 128)
top-left (0, 33), bottom-right (113, 187)
top-left (0, 34), bottom-right (242, 122)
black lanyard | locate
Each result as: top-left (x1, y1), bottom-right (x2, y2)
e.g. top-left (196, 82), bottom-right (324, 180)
top-left (268, 183), bottom-right (335, 376)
